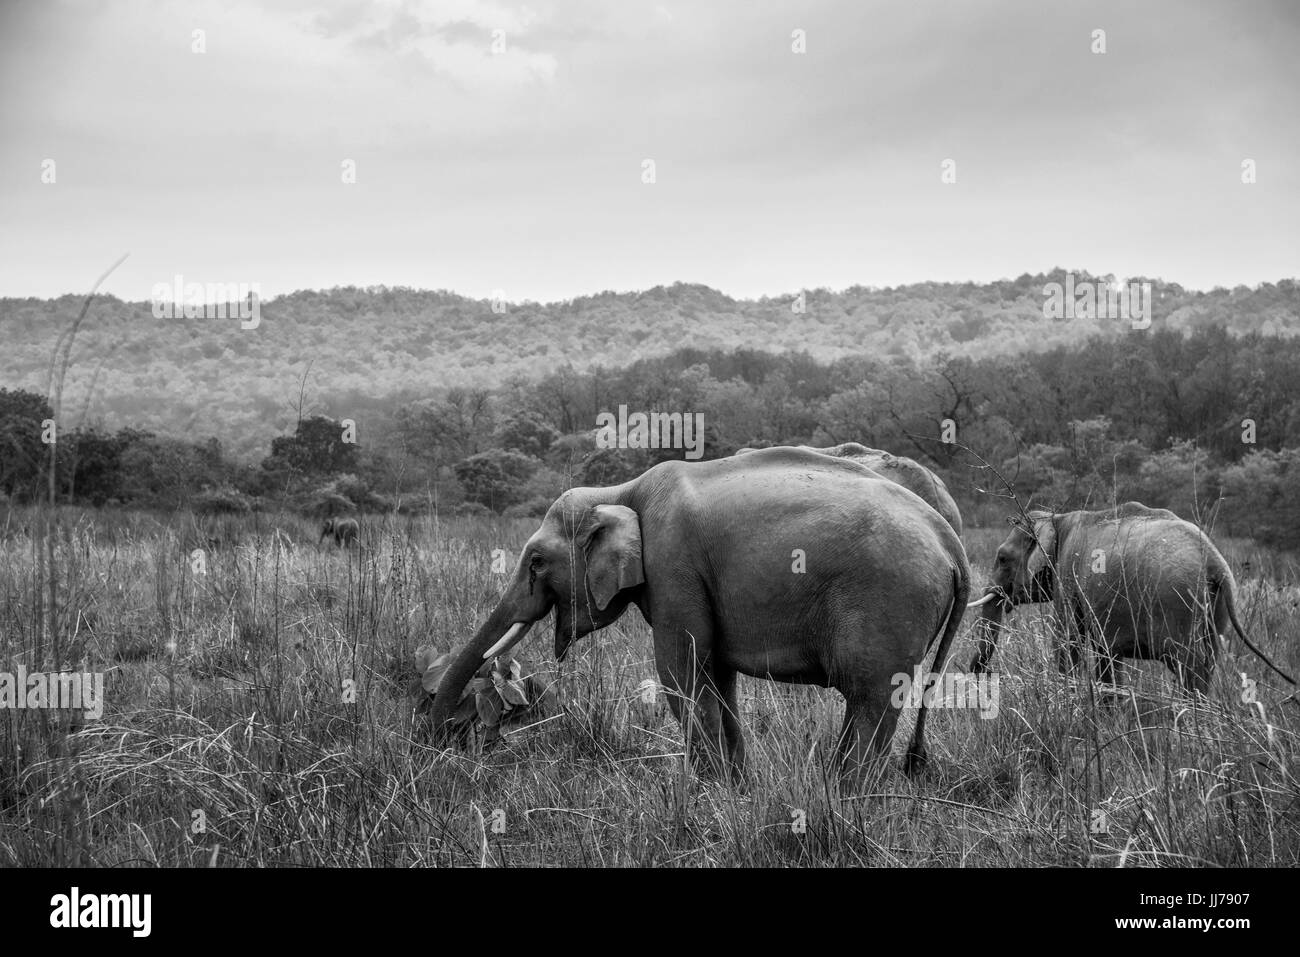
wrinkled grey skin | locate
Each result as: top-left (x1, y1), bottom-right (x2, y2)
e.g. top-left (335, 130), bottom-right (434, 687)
top-left (737, 443), bottom-right (962, 535)
top-left (969, 502), bottom-right (1248, 693)
top-left (319, 516), bottom-right (359, 548)
top-left (430, 447), bottom-right (970, 781)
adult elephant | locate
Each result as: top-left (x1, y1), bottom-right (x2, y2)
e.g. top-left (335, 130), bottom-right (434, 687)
top-left (736, 443), bottom-right (963, 535)
top-left (967, 502), bottom-right (1294, 693)
top-left (429, 447), bottom-right (970, 780)
top-left (319, 516), bottom-right (359, 548)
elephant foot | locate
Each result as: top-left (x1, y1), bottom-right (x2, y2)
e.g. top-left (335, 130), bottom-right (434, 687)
top-left (903, 742), bottom-right (928, 778)
top-left (684, 744), bottom-right (731, 783)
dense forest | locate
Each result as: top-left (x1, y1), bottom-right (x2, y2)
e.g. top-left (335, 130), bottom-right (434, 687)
top-left (2, 270), bottom-right (1298, 461)
top-left (4, 300), bottom-right (1300, 546)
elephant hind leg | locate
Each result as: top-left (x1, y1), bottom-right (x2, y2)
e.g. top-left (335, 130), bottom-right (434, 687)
top-left (834, 693), bottom-right (900, 791)
top-left (715, 668), bottom-right (747, 783)
top-left (1163, 643), bottom-right (1213, 697)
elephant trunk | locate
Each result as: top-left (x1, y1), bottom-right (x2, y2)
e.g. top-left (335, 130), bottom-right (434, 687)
top-left (968, 589), bottom-right (1009, 673)
top-left (428, 598), bottom-right (536, 736)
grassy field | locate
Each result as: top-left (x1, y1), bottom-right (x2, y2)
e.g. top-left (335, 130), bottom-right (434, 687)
top-left (1, 506), bottom-right (1298, 867)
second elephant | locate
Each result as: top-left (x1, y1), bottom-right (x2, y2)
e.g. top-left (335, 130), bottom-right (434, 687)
top-left (320, 517), bottom-right (360, 548)
top-left (969, 502), bottom-right (1252, 693)
top-left (736, 443), bottom-right (963, 535)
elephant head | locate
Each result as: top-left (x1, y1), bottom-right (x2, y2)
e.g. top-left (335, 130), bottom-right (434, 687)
top-left (319, 518), bottom-right (336, 545)
top-left (968, 510), bottom-right (1057, 672)
top-left (428, 488), bottom-right (645, 733)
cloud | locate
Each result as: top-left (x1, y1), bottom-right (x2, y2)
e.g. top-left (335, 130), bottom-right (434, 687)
top-left (0, 0), bottom-right (1296, 300)
top-left (304, 0), bottom-right (556, 89)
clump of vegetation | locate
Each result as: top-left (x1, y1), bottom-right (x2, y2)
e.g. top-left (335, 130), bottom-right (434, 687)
top-left (412, 644), bottom-right (556, 745)
top-left (502, 497), bottom-right (551, 518)
top-left (192, 485), bottom-right (253, 516)
top-left (302, 489), bottom-right (354, 518)
top-left (300, 474), bottom-right (386, 517)
top-left (453, 449), bottom-right (541, 513)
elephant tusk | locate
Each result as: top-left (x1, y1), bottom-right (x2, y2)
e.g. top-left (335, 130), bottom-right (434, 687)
top-left (483, 621), bottom-right (530, 660)
top-left (967, 593), bottom-right (998, 608)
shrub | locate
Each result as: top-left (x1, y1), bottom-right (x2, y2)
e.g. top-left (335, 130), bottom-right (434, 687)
top-left (453, 449), bottom-right (539, 512)
top-left (192, 486), bottom-right (253, 516)
top-left (502, 496), bottom-right (551, 519)
top-left (302, 474), bottom-right (386, 515)
top-left (1221, 449), bottom-right (1300, 550)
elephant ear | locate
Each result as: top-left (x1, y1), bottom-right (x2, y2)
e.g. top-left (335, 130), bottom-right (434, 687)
top-left (1030, 513), bottom-right (1057, 558)
top-left (580, 504), bottom-right (645, 611)
top-left (1022, 514), bottom-right (1058, 590)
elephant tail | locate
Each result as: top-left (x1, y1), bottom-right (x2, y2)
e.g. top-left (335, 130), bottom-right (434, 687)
top-left (1215, 572), bottom-right (1297, 687)
top-left (905, 562), bottom-right (970, 776)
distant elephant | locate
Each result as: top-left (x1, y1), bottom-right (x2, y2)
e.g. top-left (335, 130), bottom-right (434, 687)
top-left (428, 446), bottom-right (970, 781)
top-left (736, 443), bottom-right (963, 535)
top-left (967, 502), bottom-right (1277, 693)
top-left (319, 516), bottom-right (359, 549)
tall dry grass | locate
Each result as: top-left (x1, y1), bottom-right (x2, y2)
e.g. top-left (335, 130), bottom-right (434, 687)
top-left (0, 509), bottom-right (1296, 866)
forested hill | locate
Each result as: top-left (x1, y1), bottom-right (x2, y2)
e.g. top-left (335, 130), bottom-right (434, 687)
top-left (2, 270), bottom-right (1297, 457)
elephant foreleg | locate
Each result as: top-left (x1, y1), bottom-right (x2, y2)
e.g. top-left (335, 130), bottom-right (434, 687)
top-left (654, 622), bottom-right (729, 780)
top-left (968, 613), bottom-right (1002, 674)
top-left (1055, 598), bottom-right (1088, 677)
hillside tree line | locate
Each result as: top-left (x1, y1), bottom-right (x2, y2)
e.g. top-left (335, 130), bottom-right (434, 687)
top-left (3, 325), bottom-right (1300, 546)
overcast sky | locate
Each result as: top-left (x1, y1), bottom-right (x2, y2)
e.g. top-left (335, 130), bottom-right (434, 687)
top-left (1, 0), bottom-right (1296, 302)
